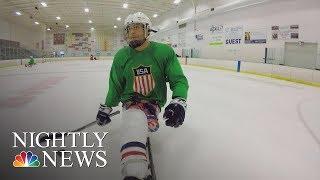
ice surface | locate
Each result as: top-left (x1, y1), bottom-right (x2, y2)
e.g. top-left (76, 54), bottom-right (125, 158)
top-left (1, 60), bottom-right (320, 180)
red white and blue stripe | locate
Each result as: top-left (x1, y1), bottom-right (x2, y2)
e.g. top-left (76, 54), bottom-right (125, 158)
top-left (121, 141), bottom-right (147, 163)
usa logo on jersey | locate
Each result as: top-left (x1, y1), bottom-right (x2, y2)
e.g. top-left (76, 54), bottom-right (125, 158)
top-left (132, 65), bottom-right (155, 96)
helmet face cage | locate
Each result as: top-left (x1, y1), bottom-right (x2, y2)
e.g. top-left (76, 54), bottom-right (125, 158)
top-left (124, 22), bottom-right (150, 43)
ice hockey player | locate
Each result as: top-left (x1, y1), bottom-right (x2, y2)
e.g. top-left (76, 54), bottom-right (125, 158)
top-left (25, 56), bottom-right (36, 67)
top-left (96, 12), bottom-right (189, 180)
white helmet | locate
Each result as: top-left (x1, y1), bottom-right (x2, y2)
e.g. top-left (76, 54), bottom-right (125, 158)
top-left (124, 12), bottom-right (152, 33)
top-left (124, 12), bottom-right (152, 48)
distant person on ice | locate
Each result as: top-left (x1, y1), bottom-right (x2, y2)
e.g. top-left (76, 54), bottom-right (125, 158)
top-left (96, 12), bottom-right (189, 180)
top-left (90, 54), bottom-right (98, 60)
top-left (25, 56), bottom-right (36, 67)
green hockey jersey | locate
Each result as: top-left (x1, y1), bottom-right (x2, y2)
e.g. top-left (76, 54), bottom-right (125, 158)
top-left (28, 57), bottom-right (35, 65)
top-left (105, 41), bottom-right (188, 108)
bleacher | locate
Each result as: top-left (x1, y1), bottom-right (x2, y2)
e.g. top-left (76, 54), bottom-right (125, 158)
top-left (0, 39), bottom-right (43, 60)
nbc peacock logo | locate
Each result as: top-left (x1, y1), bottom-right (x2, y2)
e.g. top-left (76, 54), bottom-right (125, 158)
top-left (13, 151), bottom-right (40, 167)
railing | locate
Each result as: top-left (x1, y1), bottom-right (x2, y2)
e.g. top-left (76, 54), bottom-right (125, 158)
top-left (0, 39), bottom-right (50, 60)
top-left (0, 38), bottom-right (121, 60)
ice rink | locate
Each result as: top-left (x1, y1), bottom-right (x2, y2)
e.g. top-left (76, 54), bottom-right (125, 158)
top-left (1, 60), bottom-right (320, 180)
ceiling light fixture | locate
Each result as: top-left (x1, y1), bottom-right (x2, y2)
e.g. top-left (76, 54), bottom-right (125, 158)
top-left (173, 0), bottom-right (181, 4)
top-left (41, 2), bottom-right (47, 7)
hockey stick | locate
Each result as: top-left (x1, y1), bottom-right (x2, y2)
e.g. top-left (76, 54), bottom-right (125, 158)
top-left (146, 137), bottom-right (157, 180)
top-left (39, 110), bottom-right (120, 144)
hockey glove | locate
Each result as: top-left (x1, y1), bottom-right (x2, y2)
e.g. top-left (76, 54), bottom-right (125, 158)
top-left (96, 104), bottom-right (112, 126)
top-left (163, 98), bottom-right (187, 128)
